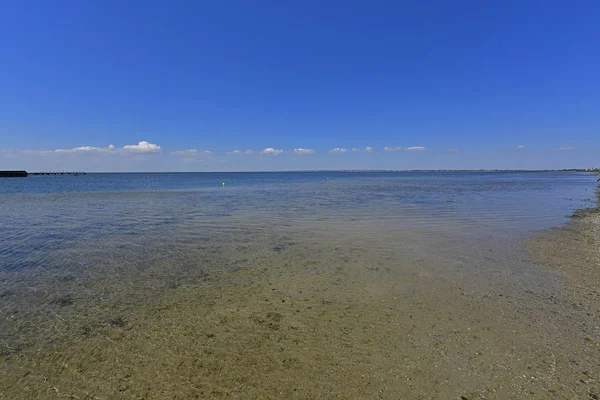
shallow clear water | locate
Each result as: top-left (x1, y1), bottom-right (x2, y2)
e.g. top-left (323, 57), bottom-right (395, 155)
top-left (0, 171), bottom-right (596, 310)
top-left (0, 172), bottom-right (596, 274)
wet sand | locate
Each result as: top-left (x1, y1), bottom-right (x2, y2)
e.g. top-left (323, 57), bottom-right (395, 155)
top-left (523, 208), bottom-right (600, 399)
top-left (525, 209), bottom-right (600, 305)
top-left (1, 210), bottom-right (600, 399)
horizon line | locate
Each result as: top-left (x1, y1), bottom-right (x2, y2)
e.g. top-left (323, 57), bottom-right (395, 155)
top-left (20, 168), bottom-right (599, 174)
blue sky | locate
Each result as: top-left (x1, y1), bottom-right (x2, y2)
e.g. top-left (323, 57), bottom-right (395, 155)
top-left (1, 0), bottom-right (598, 171)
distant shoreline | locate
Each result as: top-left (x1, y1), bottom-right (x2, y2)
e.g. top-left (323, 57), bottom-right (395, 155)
top-left (21, 169), bottom-right (600, 174)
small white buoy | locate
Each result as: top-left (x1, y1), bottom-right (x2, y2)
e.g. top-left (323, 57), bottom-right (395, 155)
top-left (222, 182), bottom-right (225, 186)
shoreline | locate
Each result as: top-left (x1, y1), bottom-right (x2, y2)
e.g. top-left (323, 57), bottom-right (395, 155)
top-left (13, 170), bottom-right (599, 175)
top-left (526, 179), bottom-right (599, 288)
top-left (525, 192), bottom-right (600, 312)
top-left (521, 183), bottom-right (600, 397)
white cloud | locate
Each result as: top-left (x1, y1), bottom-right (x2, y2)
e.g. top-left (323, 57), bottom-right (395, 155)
top-left (28, 144), bottom-right (110, 154)
top-left (226, 149), bottom-right (259, 155)
top-left (293, 148), bottom-right (315, 155)
top-left (385, 146), bottom-right (426, 152)
top-left (329, 148), bottom-right (348, 153)
top-left (123, 141), bottom-right (161, 153)
top-left (170, 149), bottom-right (212, 156)
top-left (52, 144), bottom-right (115, 153)
top-left (260, 148), bottom-right (283, 155)
top-left (353, 146), bottom-right (374, 152)
top-left (517, 145), bottom-right (525, 149)
top-left (71, 146), bottom-right (95, 152)
top-left (558, 146), bottom-right (574, 151)
top-left (30, 141), bottom-right (161, 155)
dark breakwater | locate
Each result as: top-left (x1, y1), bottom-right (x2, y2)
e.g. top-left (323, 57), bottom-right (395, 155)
top-left (0, 170), bottom-right (28, 178)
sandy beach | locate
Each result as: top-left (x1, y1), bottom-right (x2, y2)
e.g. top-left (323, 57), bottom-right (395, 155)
top-left (523, 206), bottom-right (600, 399)
top-left (0, 193), bottom-right (599, 399)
